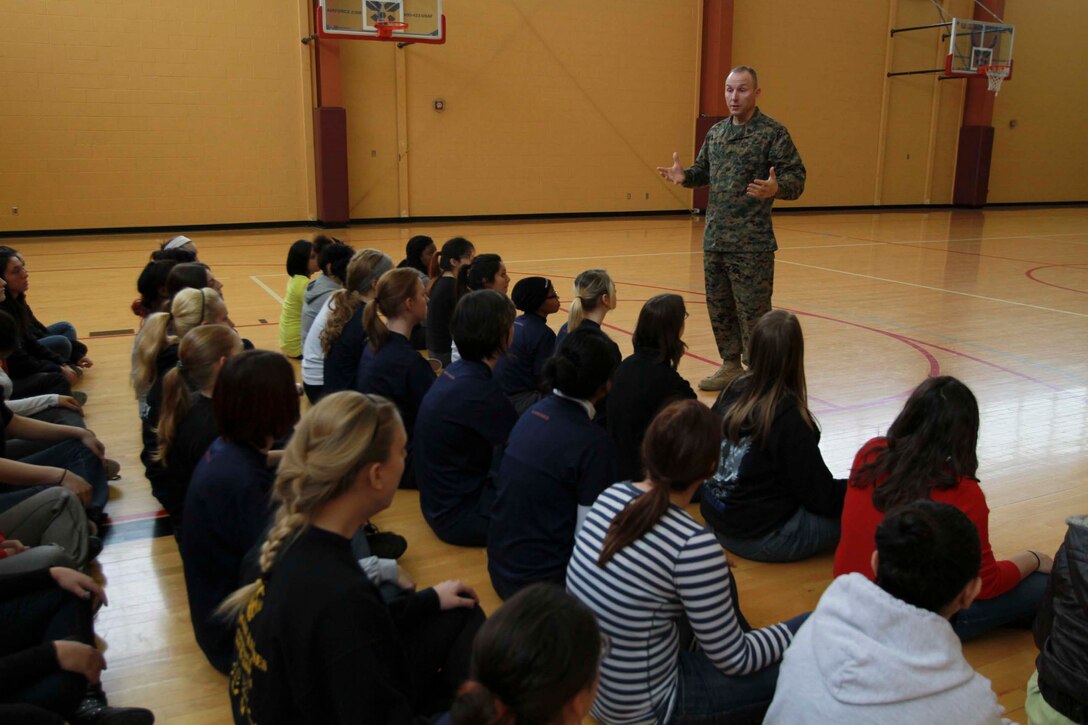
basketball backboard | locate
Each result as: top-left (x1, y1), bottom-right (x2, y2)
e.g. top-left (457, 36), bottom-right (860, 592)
top-left (316, 0), bottom-right (446, 44)
top-left (946, 18), bottom-right (1013, 77)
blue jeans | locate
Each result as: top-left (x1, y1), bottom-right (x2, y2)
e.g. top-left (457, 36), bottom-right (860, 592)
top-left (712, 507), bottom-right (840, 563)
top-left (38, 321), bottom-right (78, 361)
top-left (0, 439), bottom-right (109, 520)
top-left (952, 571), bottom-right (1048, 641)
top-left (668, 612), bottom-right (809, 724)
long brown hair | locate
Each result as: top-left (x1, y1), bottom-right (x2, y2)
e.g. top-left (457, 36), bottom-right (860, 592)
top-left (854, 376), bottom-right (980, 512)
top-left (155, 325), bottom-right (240, 465)
top-left (720, 309), bottom-right (813, 447)
top-left (320, 250), bottom-right (393, 354)
top-left (364, 268), bottom-right (422, 352)
top-left (632, 293), bottom-right (687, 369)
top-left (598, 400), bottom-right (720, 566)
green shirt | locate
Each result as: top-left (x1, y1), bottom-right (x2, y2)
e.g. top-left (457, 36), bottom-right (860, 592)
top-left (683, 108), bottom-right (806, 253)
top-left (278, 274), bottom-right (309, 357)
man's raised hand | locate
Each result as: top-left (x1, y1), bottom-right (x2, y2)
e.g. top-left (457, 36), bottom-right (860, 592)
top-left (746, 167), bottom-right (778, 199)
top-left (656, 152), bottom-right (686, 185)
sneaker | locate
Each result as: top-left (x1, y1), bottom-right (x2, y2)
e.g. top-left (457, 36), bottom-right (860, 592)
top-left (72, 685), bottom-right (154, 725)
top-left (87, 535), bottom-right (104, 561)
top-left (73, 391), bottom-right (89, 406)
top-left (104, 459), bottom-right (121, 481)
top-left (364, 523), bottom-right (408, 560)
top-left (698, 362), bottom-right (744, 391)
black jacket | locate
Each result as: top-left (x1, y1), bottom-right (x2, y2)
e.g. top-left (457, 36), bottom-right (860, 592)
top-left (1034, 515), bottom-right (1088, 723)
top-left (0, 296), bottom-right (87, 371)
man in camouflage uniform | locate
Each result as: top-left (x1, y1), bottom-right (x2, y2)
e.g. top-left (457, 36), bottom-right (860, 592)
top-left (658, 66), bottom-right (805, 390)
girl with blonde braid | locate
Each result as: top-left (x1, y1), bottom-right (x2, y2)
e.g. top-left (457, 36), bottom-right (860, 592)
top-left (222, 392), bottom-right (485, 723)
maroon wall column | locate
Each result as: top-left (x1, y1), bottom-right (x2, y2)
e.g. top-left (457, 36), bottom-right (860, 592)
top-left (953, 0), bottom-right (1006, 207)
top-left (693, 0), bottom-right (733, 211)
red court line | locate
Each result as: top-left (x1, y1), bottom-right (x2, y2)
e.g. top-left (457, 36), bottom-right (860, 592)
top-left (1024, 263), bottom-right (1088, 295)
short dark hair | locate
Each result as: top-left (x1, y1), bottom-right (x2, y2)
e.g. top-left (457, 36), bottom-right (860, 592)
top-left (136, 259), bottom-right (179, 315)
top-left (285, 239), bottom-right (313, 277)
top-left (166, 263), bottom-right (211, 298)
top-left (213, 350), bottom-right (300, 449)
top-left (312, 234), bottom-right (341, 257)
top-left (632, 294), bottom-right (687, 369)
top-left (875, 500), bottom-right (981, 613)
top-left (451, 290), bottom-right (515, 362)
top-left (543, 327), bottom-right (621, 400)
top-left (728, 65), bottom-right (758, 87)
top-left (450, 584), bottom-right (601, 725)
top-left (318, 242), bottom-right (354, 283)
top-left (0, 309), bottom-right (17, 355)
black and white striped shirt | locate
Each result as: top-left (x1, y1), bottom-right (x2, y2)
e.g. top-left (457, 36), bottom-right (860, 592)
top-left (567, 483), bottom-right (791, 724)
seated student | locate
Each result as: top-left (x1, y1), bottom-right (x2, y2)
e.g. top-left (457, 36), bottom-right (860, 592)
top-left (321, 250), bottom-right (394, 395)
top-left (1027, 515), bottom-right (1087, 725)
top-left (701, 310), bottom-right (846, 563)
top-left (0, 248), bottom-right (80, 400)
top-left (488, 328), bottom-right (620, 599)
top-left (567, 399), bottom-right (806, 725)
top-left (553, 268), bottom-right (616, 351)
top-left (834, 375), bottom-right (1052, 641)
top-left (398, 234), bottom-right (436, 287)
top-left (222, 391), bottom-right (485, 723)
top-left (150, 246), bottom-right (197, 265)
top-left (0, 566), bottom-right (154, 724)
top-left (179, 350), bottom-right (299, 674)
top-left (767, 500), bottom-right (1008, 724)
top-left (0, 487), bottom-right (95, 574)
top-left (415, 290), bottom-right (517, 547)
top-left (300, 235), bottom-right (347, 345)
top-left (300, 243), bottom-right (355, 403)
top-left (133, 288), bottom-right (229, 508)
top-left (131, 259), bottom-right (180, 320)
top-left (492, 277), bottom-right (560, 416)
top-left (277, 239), bottom-right (317, 359)
top-left (0, 248), bottom-right (91, 370)
top-left (446, 583), bottom-right (601, 725)
top-left (153, 325), bottom-right (242, 540)
top-left (448, 254), bottom-right (511, 365)
top-left (607, 294), bottom-right (697, 482)
top-left (0, 322), bottom-right (109, 526)
top-left (426, 237), bottom-right (476, 368)
top-left (356, 268), bottom-right (434, 489)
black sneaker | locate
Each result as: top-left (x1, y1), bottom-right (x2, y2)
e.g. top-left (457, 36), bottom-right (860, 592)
top-left (364, 524), bottom-right (408, 560)
top-left (72, 686), bottom-right (154, 725)
top-left (87, 535), bottom-right (103, 561)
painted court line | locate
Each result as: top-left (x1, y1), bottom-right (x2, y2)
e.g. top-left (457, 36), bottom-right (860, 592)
top-left (776, 259), bottom-right (1088, 319)
top-left (507, 242), bottom-right (876, 265)
top-left (249, 275), bottom-right (283, 304)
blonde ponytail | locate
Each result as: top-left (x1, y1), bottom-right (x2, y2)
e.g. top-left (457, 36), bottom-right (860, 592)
top-left (321, 250), bottom-right (394, 354)
top-left (567, 269), bottom-right (615, 332)
top-left (366, 268), bottom-right (421, 352)
top-left (217, 391), bottom-right (402, 620)
top-left (132, 312), bottom-right (174, 396)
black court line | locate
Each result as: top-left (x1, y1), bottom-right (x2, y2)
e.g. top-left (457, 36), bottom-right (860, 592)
top-left (89, 329), bottom-right (135, 337)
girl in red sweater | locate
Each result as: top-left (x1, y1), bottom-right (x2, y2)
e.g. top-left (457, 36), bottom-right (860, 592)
top-left (833, 375), bottom-right (1052, 641)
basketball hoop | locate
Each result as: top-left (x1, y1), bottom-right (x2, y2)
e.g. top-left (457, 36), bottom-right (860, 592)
top-left (374, 20), bottom-right (409, 40)
top-left (982, 65), bottom-right (1010, 94)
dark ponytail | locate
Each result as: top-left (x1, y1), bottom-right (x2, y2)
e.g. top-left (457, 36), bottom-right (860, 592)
top-left (599, 400), bottom-right (720, 565)
top-left (427, 237), bottom-right (475, 294)
top-left (542, 327), bottom-right (620, 400)
top-left (450, 584), bottom-right (601, 725)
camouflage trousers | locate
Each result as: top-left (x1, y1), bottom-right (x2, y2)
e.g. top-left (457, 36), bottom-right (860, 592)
top-left (703, 251), bottom-right (774, 364)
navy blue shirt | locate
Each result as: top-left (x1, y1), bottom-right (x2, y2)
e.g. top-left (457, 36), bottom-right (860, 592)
top-left (414, 360), bottom-right (517, 531)
top-left (323, 305), bottom-right (368, 395)
top-left (553, 317), bottom-right (601, 352)
top-left (493, 313), bottom-right (556, 396)
top-left (180, 437), bottom-right (275, 673)
top-left (425, 276), bottom-right (457, 355)
top-left (487, 395), bottom-right (617, 598)
top-left (356, 332), bottom-right (435, 486)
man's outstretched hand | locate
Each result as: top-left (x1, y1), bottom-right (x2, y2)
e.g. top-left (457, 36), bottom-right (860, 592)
top-left (747, 167), bottom-right (778, 199)
top-left (656, 152), bottom-right (686, 185)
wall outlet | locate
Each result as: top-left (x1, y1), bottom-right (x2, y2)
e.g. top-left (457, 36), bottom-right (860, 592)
top-left (626, 192), bottom-right (631, 200)
top-left (645, 192), bottom-right (650, 199)
top-left (10, 207), bottom-right (17, 216)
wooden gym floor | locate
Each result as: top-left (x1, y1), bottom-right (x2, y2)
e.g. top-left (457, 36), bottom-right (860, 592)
top-left (7, 206), bottom-right (1087, 723)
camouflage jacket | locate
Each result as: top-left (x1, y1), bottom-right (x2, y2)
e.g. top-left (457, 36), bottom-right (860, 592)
top-left (683, 108), bottom-right (805, 253)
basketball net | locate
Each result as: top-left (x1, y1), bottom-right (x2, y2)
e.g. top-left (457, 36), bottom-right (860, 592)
top-left (983, 65), bottom-right (1010, 95)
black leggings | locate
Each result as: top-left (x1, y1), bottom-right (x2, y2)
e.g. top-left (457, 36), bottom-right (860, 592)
top-left (0, 586), bottom-right (93, 718)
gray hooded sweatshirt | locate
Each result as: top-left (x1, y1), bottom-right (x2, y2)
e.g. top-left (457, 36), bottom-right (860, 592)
top-left (299, 274), bottom-right (340, 346)
top-left (766, 574), bottom-right (1009, 725)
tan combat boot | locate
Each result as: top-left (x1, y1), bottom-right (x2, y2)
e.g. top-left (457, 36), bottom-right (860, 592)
top-left (698, 361), bottom-right (744, 391)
